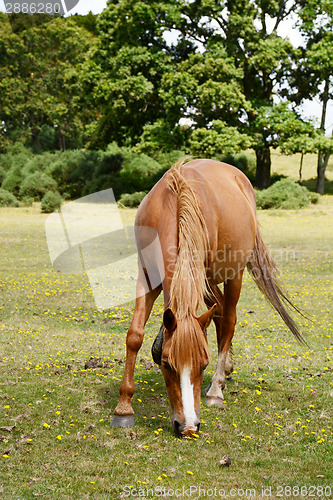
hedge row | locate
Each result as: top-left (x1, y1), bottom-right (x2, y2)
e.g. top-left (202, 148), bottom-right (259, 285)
top-left (0, 143), bottom-right (320, 211)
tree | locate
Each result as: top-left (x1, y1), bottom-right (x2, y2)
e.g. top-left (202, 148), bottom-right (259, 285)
top-left (82, 0), bottom-right (180, 149)
top-left (0, 14), bottom-right (94, 151)
top-left (295, 0), bottom-right (333, 193)
top-left (0, 14), bottom-right (27, 151)
top-left (169, 0), bottom-right (302, 187)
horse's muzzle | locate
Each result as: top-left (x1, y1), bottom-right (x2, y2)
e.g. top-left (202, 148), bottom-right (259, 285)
top-left (173, 420), bottom-right (200, 437)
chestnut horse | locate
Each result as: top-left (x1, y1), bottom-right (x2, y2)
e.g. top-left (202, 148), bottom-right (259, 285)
top-left (111, 159), bottom-right (303, 436)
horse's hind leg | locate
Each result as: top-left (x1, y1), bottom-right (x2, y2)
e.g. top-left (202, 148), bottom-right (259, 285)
top-left (111, 273), bottom-right (161, 427)
top-left (205, 271), bottom-right (243, 407)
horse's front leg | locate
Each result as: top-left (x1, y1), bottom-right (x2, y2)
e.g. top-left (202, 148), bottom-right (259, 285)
top-left (205, 271), bottom-right (243, 407)
top-left (111, 278), bottom-right (161, 427)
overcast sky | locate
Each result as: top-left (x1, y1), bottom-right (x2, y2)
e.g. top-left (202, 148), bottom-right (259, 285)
top-left (1, 0), bottom-right (331, 132)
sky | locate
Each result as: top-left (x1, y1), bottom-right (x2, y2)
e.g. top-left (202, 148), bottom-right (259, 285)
top-left (1, 0), bottom-right (331, 133)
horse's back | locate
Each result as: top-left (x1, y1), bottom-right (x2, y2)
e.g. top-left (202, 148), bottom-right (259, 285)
top-left (136, 159), bottom-right (257, 283)
top-left (138, 159), bottom-right (255, 215)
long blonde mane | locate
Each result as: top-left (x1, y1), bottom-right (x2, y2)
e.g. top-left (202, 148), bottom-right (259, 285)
top-left (167, 159), bottom-right (210, 372)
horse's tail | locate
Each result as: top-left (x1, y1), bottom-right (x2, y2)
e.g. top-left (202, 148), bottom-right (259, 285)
top-left (247, 227), bottom-right (306, 344)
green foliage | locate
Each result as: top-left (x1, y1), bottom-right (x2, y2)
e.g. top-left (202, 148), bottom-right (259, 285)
top-left (119, 152), bottom-right (161, 194)
top-left (8, 12), bottom-right (55, 34)
top-left (153, 150), bottom-right (186, 171)
top-left (0, 2), bottom-right (331, 192)
top-left (21, 196), bottom-right (34, 207)
top-left (0, 187), bottom-right (20, 207)
top-left (0, 15), bottom-right (94, 153)
top-left (253, 103), bottom-right (315, 150)
top-left (70, 12), bottom-right (99, 35)
top-left (82, 143), bottom-right (163, 199)
top-left (189, 120), bottom-right (251, 158)
top-left (32, 125), bottom-right (58, 153)
top-left (41, 190), bottom-right (63, 213)
top-left (1, 168), bottom-right (23, 196)
top-left (19, 171), bottom-right (57, 200)
top-left (135, 120), bottom-right (188, 155)
top-left (0, 143), bottom-right (33, 172)
top-left (255, 178), bottom-right (320, 210)
top-left (47, 150), bottom-right (85, 198)
top-left (118, 191), bottom-right (147, 208)
top-left (23, 151), bottom-right (62, 177)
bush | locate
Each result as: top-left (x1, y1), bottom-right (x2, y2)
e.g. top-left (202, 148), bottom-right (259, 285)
top-left (82, 145), bottom-right (163, 199)
top-left (0, 143), bottom-right (33, 173)
top-left (255, 179), bottom-right (319, 210)
top-left (46, 150), bottom-right (85, 198)
top-left (118, 191), bottom-right (147, 208)
top-left (21, 196), bottom-right (34, 207)
top-left (1, 168), bottom-right (23, 195)
top-left (0, 188), bottom-right (20, 207)
top-left (19, 171), bottom-right (58, 200)
top-left (0, 166), bottom-right (6, 185)
top-left (41, 191), bottom-right (63, 213)
top-left (22, 151), bottom-right (62, 177)
top-left (119, 153), bottom-right (161, 194)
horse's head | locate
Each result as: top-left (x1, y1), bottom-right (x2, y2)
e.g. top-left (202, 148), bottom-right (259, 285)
top-left (159, 304), bottom-right (216, 436)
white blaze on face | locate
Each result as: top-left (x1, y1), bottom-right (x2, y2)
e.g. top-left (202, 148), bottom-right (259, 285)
top-left (180, 365), bottom-right (196, 428)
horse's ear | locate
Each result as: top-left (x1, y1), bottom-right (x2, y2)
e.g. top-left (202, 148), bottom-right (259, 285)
top-left (197, 304), bottom-right (217, 330)
top-left (163, 308), bottom-right (177, 333)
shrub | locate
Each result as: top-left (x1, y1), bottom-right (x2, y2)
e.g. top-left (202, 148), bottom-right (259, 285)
top-left (0, 142), bottom-right (33, 173)
top-left (82, 175), bottom-right (116, 197)
top-left (154, 150), bottom-right (186, 171)
top-left (0, 166), bottom-right (5, 185)
top-left (46, 150), bottom-right (85, 198)
top-left (0, 188), bottom-right (20, 207)
top-left (19, 171), bottom-right (58, 200)
top-left (22, 151), bottom-right (62, 177)
top-left (21, 196), bottom-right (34, 207)
top-left (41, 191), bottom-right (63, 213)
top-left (255, 178), bottom-right (319, 210)
top-left (1, 168), bottom-right (23, 195)
top-left (119, 153), bottom-right (161, 194)
top-left (118, 191), bottom-right (147, 208)
top-left (82, 146), bottom-right (162, 199)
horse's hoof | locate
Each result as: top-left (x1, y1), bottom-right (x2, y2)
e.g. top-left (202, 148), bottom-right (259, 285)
top-left (110, 414), bottom-right (135, 427)
top-left (205, 396), bottom-right (225, 409)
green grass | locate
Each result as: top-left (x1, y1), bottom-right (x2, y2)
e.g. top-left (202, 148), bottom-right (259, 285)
top-left (0, 171), bottom-right (333, 498)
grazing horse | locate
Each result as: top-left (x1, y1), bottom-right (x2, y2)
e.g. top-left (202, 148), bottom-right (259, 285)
top-left (111, 159), bottom-right (303, 436)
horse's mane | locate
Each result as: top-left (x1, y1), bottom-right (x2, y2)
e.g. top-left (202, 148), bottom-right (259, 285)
top-left (167, 159), bottom-right (210, 373)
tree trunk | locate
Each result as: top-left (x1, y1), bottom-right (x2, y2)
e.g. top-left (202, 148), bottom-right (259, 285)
top-left (316, 78), bottom-right (330, 194)
top-left (255, 147), bottom-right (271, 188)
top-left (32, 129), bottom-right (41, 151)
top-left (299, 152), bottom-right (304, 185)
top-left (59, 129), bottom-right (66, 152)
top-left (316, 151), bottom-right (330, 194)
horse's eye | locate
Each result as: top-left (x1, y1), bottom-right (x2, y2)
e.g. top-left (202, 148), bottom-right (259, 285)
top-left (162, 361), bottom-right (172, 371)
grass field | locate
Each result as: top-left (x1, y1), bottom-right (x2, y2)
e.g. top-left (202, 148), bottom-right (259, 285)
top-left (0, 158), bottom-right (333, 499)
